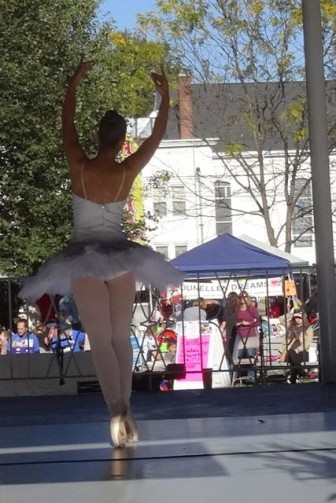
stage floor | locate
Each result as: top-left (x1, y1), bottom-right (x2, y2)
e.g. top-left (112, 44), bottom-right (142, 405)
top-left (1, 384), bottom-right (336, 503)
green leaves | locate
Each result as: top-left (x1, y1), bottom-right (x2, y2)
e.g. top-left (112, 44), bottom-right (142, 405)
top-left (0, 0), bottom-right (168, 276)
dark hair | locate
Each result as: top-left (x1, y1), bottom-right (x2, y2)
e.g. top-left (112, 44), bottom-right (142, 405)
top-left (17, 318), bottom-right (28, 328)
top-left (98, 110), bottom-right (127, 149)
top-left (226, 292), bottom-right (240, 313)
top-left (289, 311), bottom-right (309, 329)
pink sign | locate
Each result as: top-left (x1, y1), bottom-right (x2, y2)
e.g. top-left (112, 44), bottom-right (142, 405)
top-left (176, 334), bottom-right (210, 382)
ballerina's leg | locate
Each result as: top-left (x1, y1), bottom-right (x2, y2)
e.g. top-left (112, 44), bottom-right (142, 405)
top-left (106, 273), bottom-right (138, 442)
top-left (105, 272), bottom-right (135, 407)
top-left (72, 273), bottom-right (138, 445)
top-left (72, 276), bottom-right (125, 414)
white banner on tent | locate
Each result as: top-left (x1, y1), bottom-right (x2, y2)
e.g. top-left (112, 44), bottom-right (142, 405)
top-left (179, 277), bottom-right (283, 300)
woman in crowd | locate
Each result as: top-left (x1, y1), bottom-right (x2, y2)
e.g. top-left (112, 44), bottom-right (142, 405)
top-left (233, 291), bottom-right (260, 384)
top-left (19, 57), bottom-right (184, 447)
top-left (220, 291), bottom-right (240, 363)
top-left (279, 310), bottom-right (314, 384)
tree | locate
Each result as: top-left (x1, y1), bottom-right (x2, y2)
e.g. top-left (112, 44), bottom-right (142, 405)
top-left (138, 0), bottom-right (336, 251)
top-left (0, 0), bottom-right (168, 276)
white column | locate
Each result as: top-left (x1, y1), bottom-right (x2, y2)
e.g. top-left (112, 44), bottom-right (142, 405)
top-left (302, 0), bottom-right (336, 382)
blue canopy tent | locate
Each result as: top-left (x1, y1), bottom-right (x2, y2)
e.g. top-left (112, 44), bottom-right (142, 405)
top-left (171, 233), bottom-right (292, 278)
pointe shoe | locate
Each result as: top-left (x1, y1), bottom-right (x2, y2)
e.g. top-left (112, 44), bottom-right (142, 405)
top-left (110, 415), bottom-right (127, 448)
top-left (124, 413), bottom-right (139, 443)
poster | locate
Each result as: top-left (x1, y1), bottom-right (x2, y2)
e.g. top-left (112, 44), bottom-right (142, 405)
top-left (173, 321), bottom-right (231, 389)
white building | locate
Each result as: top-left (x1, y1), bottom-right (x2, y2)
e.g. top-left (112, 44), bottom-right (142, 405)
top-left (141, 143), bottom-right (320, 264)
top-left (134, 77), bottom-right (336, 264)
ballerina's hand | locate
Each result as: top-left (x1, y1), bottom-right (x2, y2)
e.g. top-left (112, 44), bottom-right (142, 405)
top-left (150, 66), bottom-right (169, 97)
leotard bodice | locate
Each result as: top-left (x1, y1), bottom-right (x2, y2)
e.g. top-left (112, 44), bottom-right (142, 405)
top-left (71, 194), bottom-right (126, 242)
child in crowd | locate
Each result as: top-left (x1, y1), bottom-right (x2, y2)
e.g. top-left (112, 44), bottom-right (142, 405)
top-left (0, 329), bottom-right (10, 355)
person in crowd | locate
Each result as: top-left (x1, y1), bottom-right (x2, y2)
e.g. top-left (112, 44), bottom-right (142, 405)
top-left (279, 299), bottom-right (304, 328)
top-left (34, 323), bottom-right (51, 353)
top-left (37, 323), bottom-right (60, 353)
top-left (182, 297), bottom-right (207, 321)
top-left (19, 57), bottom-right (183, 447)
top-left (0, 329), bottom-right (10, 355)
top-left (160, 338), bottom-right (179, 391)
top-left (158, 297), bottom-right (174, 321)
top-left (58, 294), bottom-right (81, 328)
top-left (16, 302), bottom-right (41, 331)
top-left (168, 287), bottom-right (183, 318)
top-left (279, 310), bottom-right (314, 384)
top-left (163, 338), bottom-right (177, 364)
top-left (220, 291), bottom-right (240, 363)
top-left (233, 291), bottom-right (261, 384)
top-left (205, 299), bottom-right (223, 321)
top-left (50, 325), bottom-right (86, 353)
top-left (37, 320), bottom-right (86, 354)
top-left (142, 328), bottom-right (159, 363)
top-left (10, 319), bottom-right (40, 354)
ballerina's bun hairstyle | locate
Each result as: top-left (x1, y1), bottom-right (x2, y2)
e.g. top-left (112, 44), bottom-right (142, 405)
top-left (98, 110), bottom-right (127, 148)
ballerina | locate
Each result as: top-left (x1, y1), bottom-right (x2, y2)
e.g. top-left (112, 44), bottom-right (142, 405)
top-left (19, 57), bottom-right (184, 447)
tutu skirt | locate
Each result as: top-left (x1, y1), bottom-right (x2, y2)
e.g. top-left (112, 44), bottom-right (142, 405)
top-left (19, 239), bottom-right (184, 301)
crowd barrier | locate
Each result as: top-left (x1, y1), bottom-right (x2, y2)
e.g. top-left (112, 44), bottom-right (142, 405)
top-left (0, 268), bottom-right (321, 396)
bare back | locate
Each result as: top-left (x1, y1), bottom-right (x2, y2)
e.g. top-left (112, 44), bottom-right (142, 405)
top-left (70, 156), bottom-right (136, 204)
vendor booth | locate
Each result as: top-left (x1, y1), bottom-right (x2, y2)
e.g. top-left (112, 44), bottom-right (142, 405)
top-left (172, 233), bottom-right (293, 277)
top-left (170, 233), bottom-right (304, 387)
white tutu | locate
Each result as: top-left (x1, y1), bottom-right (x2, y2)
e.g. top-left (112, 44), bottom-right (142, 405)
top-left (19, 238), bottom-right (184, 301)
top-left (19, 194), bottom-right (185, 301)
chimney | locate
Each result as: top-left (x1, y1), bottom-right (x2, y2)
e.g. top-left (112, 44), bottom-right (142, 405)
top-left (178, 73), bottom-right (193, 139)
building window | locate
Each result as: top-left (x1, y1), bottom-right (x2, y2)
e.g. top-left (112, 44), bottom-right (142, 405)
top-left (156, 245), bottom-right (169, 258)
top-left (293, 179), bottom-right (313, 247)
top-left (214, 181), bottom-right (232, 235)
top-left (153, 188), bottom-right (167, 217)
top-left (171, 186), bottom-right (186, 216)
top-left (175, 244), bottom-right (187, 257)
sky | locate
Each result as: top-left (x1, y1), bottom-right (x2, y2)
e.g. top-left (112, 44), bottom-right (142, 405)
top-left (99, 0), bottom-right (157, 31)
